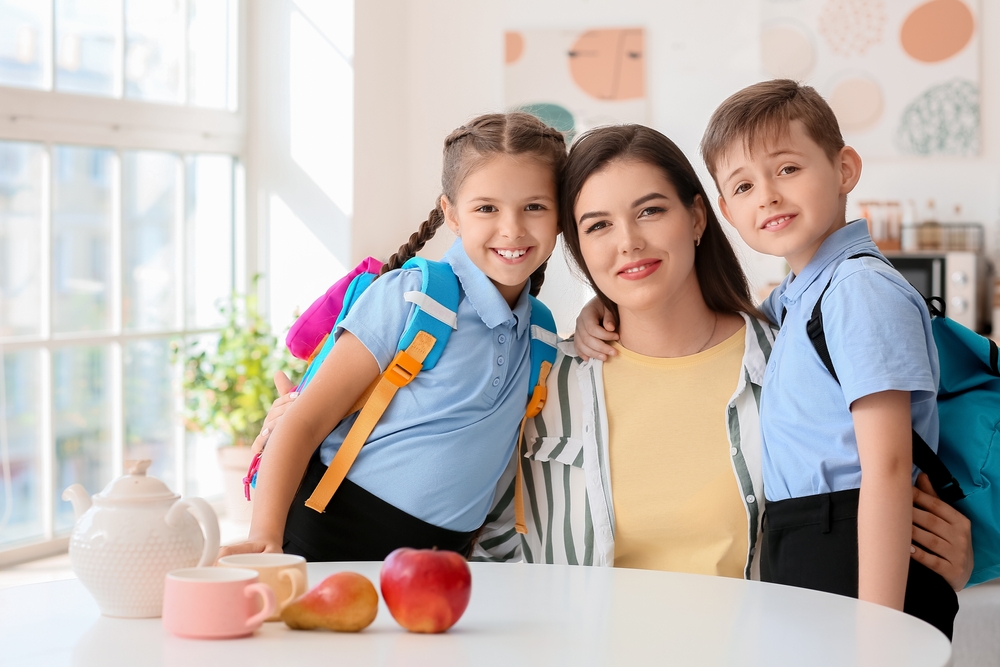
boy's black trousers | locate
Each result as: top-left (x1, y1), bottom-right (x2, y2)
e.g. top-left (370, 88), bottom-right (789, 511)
top-left (282, 452), bottom-right (478, 561)
top-left (761, 488), bottom-right (959, 639)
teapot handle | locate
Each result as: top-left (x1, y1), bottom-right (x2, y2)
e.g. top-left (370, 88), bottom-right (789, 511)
top-left (166, 497), bottom-right (221, 567)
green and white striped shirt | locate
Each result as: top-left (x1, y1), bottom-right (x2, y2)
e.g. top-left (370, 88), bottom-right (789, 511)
top-left (471, 312), bottom-right (777, 580)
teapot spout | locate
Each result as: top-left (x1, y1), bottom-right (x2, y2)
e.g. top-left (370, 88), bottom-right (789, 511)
top-left (62, 484), bottom-right (92, 520)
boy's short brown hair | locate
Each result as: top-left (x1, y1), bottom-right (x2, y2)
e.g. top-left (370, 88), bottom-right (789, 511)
top-left (701, 79), bottom-right (845, 186)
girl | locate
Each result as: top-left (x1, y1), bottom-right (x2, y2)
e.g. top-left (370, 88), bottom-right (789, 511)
top-left (473, 125), bottom-right (972, 593)
top-left (220, 112), bottom-right (567, 561)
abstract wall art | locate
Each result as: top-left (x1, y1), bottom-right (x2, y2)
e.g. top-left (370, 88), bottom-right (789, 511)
top-left (504, 27), bottom-right (650, 142)
top-left (761, 0), bottom-right (980, 157)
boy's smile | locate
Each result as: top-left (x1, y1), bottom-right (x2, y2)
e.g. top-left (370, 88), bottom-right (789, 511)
top-left (715, 120), bottom-right (862, 275)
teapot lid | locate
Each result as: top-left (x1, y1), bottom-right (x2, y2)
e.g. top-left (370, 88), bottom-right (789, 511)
top-left (96, 460), bottom-right (178, 502)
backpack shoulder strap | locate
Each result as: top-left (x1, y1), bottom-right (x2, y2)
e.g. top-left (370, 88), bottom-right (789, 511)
top-left (399, 257), bottom-right (460, 370)
top-left (514, 296), bottom-right (559, 534)
top-left (806, 252), bottom-right (965, 503)
top-left (806, 252), bottom-right (887, 382)
top-left (527, 296), bottom-right (558, 408)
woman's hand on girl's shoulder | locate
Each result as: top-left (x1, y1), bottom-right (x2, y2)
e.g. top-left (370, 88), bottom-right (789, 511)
top-left (911, 472), bottom-right (974, 591)
top-left (251, 371), bottom-right (299, 455)
top-left (574, 297), bottom-right (619, 361)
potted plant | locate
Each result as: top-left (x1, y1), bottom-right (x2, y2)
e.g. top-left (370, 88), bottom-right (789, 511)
top-left (173, 278), bottom-right (303, 522)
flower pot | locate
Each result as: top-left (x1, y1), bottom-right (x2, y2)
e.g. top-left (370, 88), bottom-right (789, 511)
top-left (217, 446), bottom-right (255, 523)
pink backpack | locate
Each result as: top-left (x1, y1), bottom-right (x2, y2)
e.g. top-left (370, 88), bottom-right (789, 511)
top-left (285, 257), bottom-right (383, 361)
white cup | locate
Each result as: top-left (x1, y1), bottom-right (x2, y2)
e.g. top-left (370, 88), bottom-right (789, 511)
top-left (217, 553), bottom-right (308, 621)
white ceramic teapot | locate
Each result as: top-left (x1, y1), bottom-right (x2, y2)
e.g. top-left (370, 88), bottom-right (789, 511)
top-left (62, 459), bottom-right (220, 618)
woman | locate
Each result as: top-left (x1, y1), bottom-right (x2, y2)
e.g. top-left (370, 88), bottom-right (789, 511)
top-left (471, 125), bottom-right (972, 590)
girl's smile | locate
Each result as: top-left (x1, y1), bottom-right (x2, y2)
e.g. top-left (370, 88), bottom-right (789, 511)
top-left (491, 246), bottom-right (531, 262)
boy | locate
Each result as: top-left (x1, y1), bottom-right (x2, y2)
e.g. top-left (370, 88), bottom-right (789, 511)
top-left (701, 79), bottom-right (958, 637)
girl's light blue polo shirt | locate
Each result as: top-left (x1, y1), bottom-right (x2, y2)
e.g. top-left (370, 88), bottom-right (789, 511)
top-left (319, 239), bottom-right (535, 532)
top-left (759, 220), bottom-right (940, 502)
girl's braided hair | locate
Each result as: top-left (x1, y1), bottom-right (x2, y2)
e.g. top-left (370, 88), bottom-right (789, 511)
top-left (379, 112), bottom-right (567, 297)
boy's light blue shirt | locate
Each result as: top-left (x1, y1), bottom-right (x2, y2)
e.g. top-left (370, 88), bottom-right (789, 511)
top-left (321, 239), bottom-right (533, 532)
top-left (760, 220), bottom-right (939, 501)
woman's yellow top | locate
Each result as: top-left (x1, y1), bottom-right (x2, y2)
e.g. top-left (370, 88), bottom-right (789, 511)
top-left (604, 325), bottom-right (749, 577)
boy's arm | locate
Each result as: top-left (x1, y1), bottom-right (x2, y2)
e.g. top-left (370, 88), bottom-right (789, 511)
top-left (853, 390), bottom-right (913, 610)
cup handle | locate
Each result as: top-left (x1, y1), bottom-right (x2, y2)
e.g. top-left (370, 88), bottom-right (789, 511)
top-left (166, 497), bottom-right (221, 567)
top-left (278, 568), bottom-right (307, 610)
top-left (245, 583), bottom-right (277, 629)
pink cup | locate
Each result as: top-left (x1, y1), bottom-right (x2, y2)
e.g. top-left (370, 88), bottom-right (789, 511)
top-left (162, 567), bottom-right (276, 639)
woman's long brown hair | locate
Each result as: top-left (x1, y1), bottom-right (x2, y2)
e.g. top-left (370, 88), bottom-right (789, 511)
top-left (559, 124), bottom-right (761, 322)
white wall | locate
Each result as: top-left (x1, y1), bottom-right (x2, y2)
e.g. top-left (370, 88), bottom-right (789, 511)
top-left (352, 0), bottom-right (1000, 334)
top-left (247, 0), bottom-right (355, 334)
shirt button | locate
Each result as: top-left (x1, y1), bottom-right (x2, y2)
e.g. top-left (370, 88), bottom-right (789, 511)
top-left (498, 334), bottom-right (506, 344)
top-left (746, 494), bottom-right (756, 504)
top-left (497, 356), bottom-right (504, 366)
top-left (749, 547), bottom-right (756, 556)
top-left (730, 447), bottom-right (738, 456)
top-left (492, 377), bottom-right (500, 387)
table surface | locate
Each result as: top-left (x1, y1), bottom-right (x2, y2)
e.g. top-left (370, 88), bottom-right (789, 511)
top-left (0, 561), bottom-right (951, 667)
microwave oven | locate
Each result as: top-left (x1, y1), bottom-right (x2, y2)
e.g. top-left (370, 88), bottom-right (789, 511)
top-left (883, 251), bottom-right (994, 334)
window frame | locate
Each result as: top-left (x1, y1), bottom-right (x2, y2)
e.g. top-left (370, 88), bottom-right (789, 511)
top-left (0, 0), bottom-right (251, 567)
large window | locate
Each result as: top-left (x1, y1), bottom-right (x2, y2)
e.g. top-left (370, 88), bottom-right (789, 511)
top-left (0, 0), bottom-right (244, 564)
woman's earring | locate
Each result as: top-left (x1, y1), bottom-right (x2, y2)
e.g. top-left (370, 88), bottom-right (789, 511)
top-left (695, 236), bottom-right (701, 247)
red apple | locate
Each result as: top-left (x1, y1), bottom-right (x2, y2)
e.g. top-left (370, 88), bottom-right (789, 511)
top-left (281, 571), bottom-right (378, 632)
top-left (379, 548), bottom-right (471, 633)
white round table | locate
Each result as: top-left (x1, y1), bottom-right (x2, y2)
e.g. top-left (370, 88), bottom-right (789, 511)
top-left (0, 561), bottom-right (951, 666)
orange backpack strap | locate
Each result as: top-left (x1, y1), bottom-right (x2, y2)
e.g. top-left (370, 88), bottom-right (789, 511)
top-left (514, 359), bottom-right (552, 534)
top-left (304, 331), bottom-right (436, 512)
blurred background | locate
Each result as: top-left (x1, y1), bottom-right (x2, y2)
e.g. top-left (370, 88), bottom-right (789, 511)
top-left (0, 0), bottom-right (998, 572)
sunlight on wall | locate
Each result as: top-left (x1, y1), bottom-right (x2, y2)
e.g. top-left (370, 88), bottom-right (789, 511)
top-left (268, 193), bottom-right (346, 335)
top-left (289, 3), bottom-right (353, 217)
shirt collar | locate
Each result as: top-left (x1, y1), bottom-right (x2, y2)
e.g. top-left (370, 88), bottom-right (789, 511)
top-left (781, 219), bottom-right (875, 303)
top-left (442, 238), bottom-right (530, 336)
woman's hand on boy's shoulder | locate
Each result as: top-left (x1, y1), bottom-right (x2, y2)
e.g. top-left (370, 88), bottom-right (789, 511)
top-left (910, 472), bottom-right (974, 591)
top-left (574, 297), bottom-right (618, 361)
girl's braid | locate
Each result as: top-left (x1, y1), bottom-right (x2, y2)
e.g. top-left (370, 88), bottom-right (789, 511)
top-left (379, 202), bottom-right (446, 276)
top-left (527, 258), bottom-right (549, 297)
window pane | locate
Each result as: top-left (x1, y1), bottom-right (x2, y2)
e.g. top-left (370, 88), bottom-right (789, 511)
top-left (0, 0), bottom-right (51, 90)
top-left (55, 0), bottom-right (119, 96)
top-left (0, 350), bottom-right (43, 546)
top-left (182, 333), bottom-right (223, 498)
top-left (54, 345), bottom-right (113, 533)
top-left (52, 146), bottom-right (114, 334)
top-left (185, 430), bottom-right (223, 499)
top-left (124, 338), bottom-right (176, 490)
top-left (186, 155), bottom-right (233, 329)
top-left (0, 141), bottom-right (44, 338)
top-left (124, 0), bottom-right (183, 103)
top-left (122, 150), bottom-right (179, 332)
top-left (188, 0), bottom-right (233, 109)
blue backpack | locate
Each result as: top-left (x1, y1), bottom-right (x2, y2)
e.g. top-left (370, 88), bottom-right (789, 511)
top-left (247, 257), bottom-right (558, 530)
top-left (805, 253), bottom-right (1000, 586)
